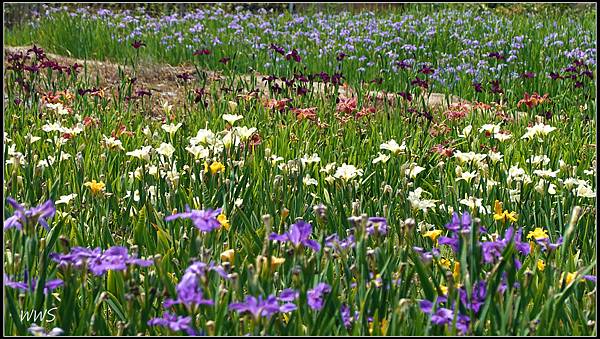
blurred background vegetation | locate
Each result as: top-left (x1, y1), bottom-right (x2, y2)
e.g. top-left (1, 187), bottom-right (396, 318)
top-left (3, 2), bottom-right (596, 29)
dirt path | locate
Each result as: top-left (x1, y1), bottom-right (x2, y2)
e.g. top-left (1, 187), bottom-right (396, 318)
top-left (5, 45), bottom-right (467, 111)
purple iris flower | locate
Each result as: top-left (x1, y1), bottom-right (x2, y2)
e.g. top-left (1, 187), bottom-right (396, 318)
top-left (438, 234), bottom-right (459, 253)
top-left (269, 220), bottom-right (320, 252)
top-left (431, 307), bottom-right (454, 325)
top-left (325, 233), bottom-right (356, 252)
top-left (413, 246), bottom-right (440, 262)
top-left (277, 288), bottom-right (299, 302)
top-left (444, 212), bottom-right (471, 233)
top-left (307, 283), bottom-right (332, 311)
top-left (50, 246), bottom-right (152, 276)
top-left (4, 197), bottom-right (56, 231)
top-left (164, 261), bottom-right (228, 309)
top-left (340, 304), bottom-right (359, 328)
top-left (366, 217), bottom-right (388, 236)
top-left (459, 281), bottom-right (487, 313)
top-left (4, 274), bottom-right (63, 295)
top-left (481, 227), bottom-right (529, 264)
top-left (165, 206), bottom-right (222, 233)
top-left (229, 295), bottom-right (294, 319)
top-left (148, 312), bottom-right (196, 335)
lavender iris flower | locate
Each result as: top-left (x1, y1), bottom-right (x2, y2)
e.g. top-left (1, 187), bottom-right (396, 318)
top-left (459, 281), bottom-right (487, 313)
top-left (444, 212), bottom-right (471, 233)
top-left (307, 282), bottom-right (332, 310)
top-left (163, 261), bottom-right (228, 308)
top-left (277, 288), bottom-right (299, 302)
top-left (4, 197), bottom-right (56, 231)
top-left (148, 312), bottom-right (196, 335)
top-left (340, 304), bottom-right (359, 328)
top-left (366, 217), bottom-right (388, 236)
top-left (229, 295), bottom-right (295, 319)
top-left (269, 220), bottom-right (321, 252)
top-left (165, 206), bottom-right (222, 233)
top-left (4, 274), bottom-right (63, 295)
top-left (325, 234), bottom-right (355, 251)
top-left (50, 246), bottom-right (152, 276)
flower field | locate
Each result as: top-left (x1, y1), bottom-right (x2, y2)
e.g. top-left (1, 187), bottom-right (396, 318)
top-left (3, 3), bottom-right (597, 336)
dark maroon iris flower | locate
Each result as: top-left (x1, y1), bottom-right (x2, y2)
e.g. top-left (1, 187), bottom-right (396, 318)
top-left (132, 40), bottom-right (146, 49)
top-left (490, 80), bottom-right (503, 94)
top-left (193, 49), bottom-right (211, 56)
top-left (285, 49), bottom-right (301, 63)
top-left (419, 65), bottom-right (435, 75)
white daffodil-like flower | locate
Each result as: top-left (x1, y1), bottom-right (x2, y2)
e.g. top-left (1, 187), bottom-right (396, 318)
top-left (161, 122), bottom-right (183, 136)
top-left (576, 183), bottom-right (596, 198)
top-left (459, 195), bottom-right (488, 214)
top-left (26, 133), bottom-right (42, 144)
top-left (533, 169), bottom-right (559, 178)
top-left (509, 188), bottom-right (521, 203)
top-left (228, 101), bottom-right (238, 112)
top-left (303, 175), bottom-right (318, 186)
top-left (521, 123), bottom-right (556, 141)
top-left (372, 152), bottom-right (391, 164)
top-left (156, 143), bottom-right (176, 158)
top-left (455, 167), bottom-right (478, 183)
top-left (479, 123), bottom-right (501, 134)
top-left (458, 125), bottom-right (472, 138)
top-left (186, 144), bottom-right (210, 159)
top-left (190, 129), bottom-right (215, 146)
top-left (527, 155), bottom-right (551, 166)
top-left (561, 177), bottom-right (588, 190)
top-left (102, 135), bottom-right (125, 151)
top-left (334, 163), bottom-right (363, 181)
top-left (320, 162), bottom-right (337, 174)
top-left (162, 101), bottom-right (173, 114)
top-left (222, 114), bottom-right (244, 125)
top-left (142, 125), bottom-right (152, 137)
top-left (301, 153), bottom-right (321, 166)
top-left (380, 139), bottom-right (407, 155)
top-left (507, 165), bottom-right (532, 184)
top-left (42, 122), bottom-right (64, 133)
top-left (46, 102), bottom-right (70, 115)
top-left (494, 132), bottom-right (513, 142)
top-left (222, 131), bottom-right (238, 149)
top-left (453, 150), bottom-right (487, 164)
top-left (488, 151), bottom-right (503, 163)
top-left (124, 190), bottom-right (141, 202)
top-left (269, 155), bottom-right (284, 165)
top-left (126, 145), bottom-right (153, 161)
top-left (535, 179), bottom-right (557, 195)
top-left (407, 187), bottom-right (438, 213)
top-left (485, 178), bottom-right (499, 190)
top-left (233, 126), bottom-right (257, 141)
top-left (405, 163), bottom-right (425, 178)
top-left (56, 193), bottom-right (78, 205)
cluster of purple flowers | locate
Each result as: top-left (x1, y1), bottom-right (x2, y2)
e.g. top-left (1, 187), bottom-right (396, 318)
top-left (165, 207), bottom-right (222, 233)
top-left (4, 197), bottom-right (56, 231)
top-left (50, 246), bottom-right (153, 276)
top-left (163, 261), bottom-right (228, 309)
top-left (229, 289), bottom-right (299, 319)
top-left (4, 273), bottom-right (63, 295)
top-left (147, 312), bottom-right (197, 335)
top-left (420, 299), bottom-right (471, 334)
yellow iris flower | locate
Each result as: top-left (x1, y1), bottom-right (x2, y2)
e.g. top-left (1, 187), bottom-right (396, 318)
top-left (84, 180), bottom-right (105, 195)
top-left (493, 200), bottom-right (518, 223)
